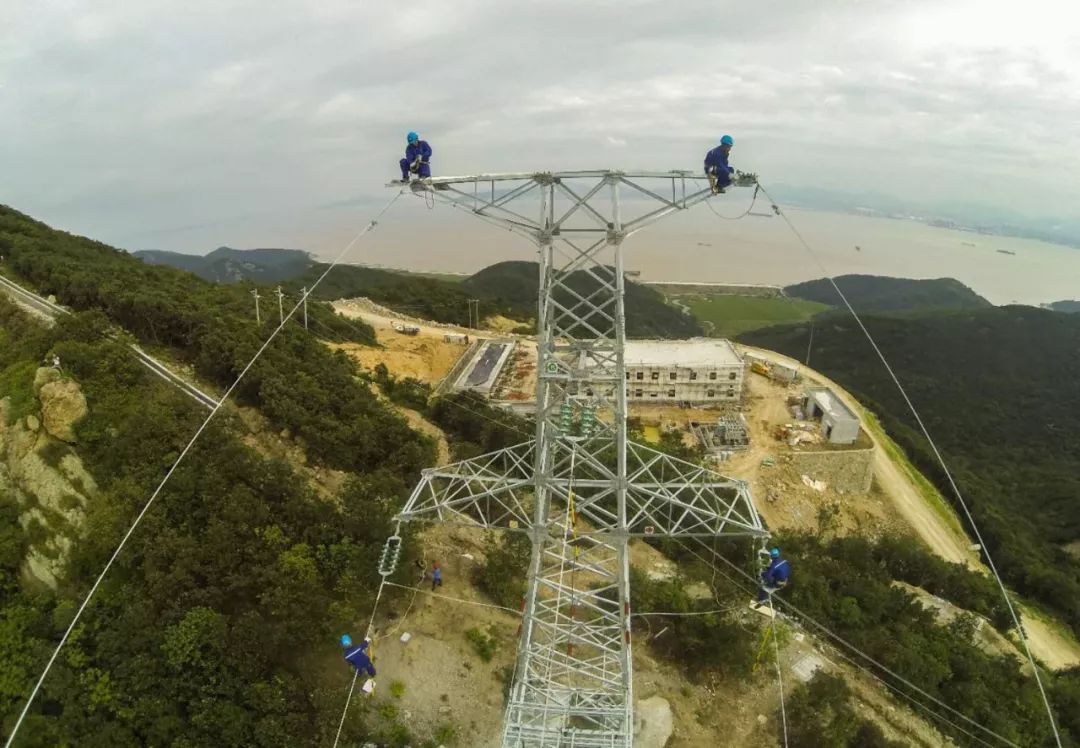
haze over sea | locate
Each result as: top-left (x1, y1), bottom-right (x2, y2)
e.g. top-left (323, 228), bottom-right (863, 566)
top-left (307, 199), bottom-right (1080, 306)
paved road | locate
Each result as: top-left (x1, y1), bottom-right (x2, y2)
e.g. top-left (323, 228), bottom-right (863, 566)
top-left (0, 273), bottom-right (220, 410)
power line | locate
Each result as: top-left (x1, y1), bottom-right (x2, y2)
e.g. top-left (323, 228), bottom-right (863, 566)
top-left (2, 192), bottom-right (404, 748)
top-left (768, 594), bottom-right (789, 748)
top-left (703, 182), bottom-right (760, 220)
top-left (756, 182), bottom-right (1062, 748)
top-left (681, 539), bottom-right (1019, 748)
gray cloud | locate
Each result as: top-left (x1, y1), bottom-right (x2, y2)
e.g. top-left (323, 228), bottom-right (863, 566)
top-left (2, 0), bottom-right (1077, 252)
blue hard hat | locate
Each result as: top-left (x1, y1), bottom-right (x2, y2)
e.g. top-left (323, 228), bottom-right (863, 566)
top-left (770, 547), bottom-right (780, 558)
top-left (407, 131), bottom-right (419, 143)
top-left (720, 134), bottom-right (734, 146)
top-left (341, 634), bottom-right (353, 647)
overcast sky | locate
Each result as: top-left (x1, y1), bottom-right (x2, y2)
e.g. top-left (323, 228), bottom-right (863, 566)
top-left (2, 0), bottom-right (1078, 255)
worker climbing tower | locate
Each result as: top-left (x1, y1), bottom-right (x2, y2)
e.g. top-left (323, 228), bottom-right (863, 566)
top-left (391, 170), bottom-right (767, 747)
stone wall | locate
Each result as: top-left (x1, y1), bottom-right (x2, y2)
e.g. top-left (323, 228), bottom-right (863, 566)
top-left (787, 445), bottom-right (874, 495)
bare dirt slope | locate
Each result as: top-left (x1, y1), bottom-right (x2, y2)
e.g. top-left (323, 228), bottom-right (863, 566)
top-left (365, 526), bottom-right (954, 747)
top-left (738, 344), bottom-right (976, 568)
top-left (739, 345), bottom-right (1080, 671)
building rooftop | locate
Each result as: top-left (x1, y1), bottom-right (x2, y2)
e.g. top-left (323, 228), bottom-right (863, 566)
top-left (806, 386), bottom-right (859, 422)
top-left (623, 338), bottom-right (743, 367)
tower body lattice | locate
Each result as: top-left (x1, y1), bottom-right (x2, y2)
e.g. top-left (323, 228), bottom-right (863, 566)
top-left (392, 171), bottom-right (766, 747)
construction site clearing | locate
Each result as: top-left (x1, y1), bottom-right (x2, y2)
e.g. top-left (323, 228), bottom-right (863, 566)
top-left (331, 298), bottom-right (893, 540)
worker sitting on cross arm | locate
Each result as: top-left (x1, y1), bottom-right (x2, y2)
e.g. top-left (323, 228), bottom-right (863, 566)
top-left (399, 131), bottom-right (432, 183)
top-left (752, 547), bottom-right (791, 609)
top-left (704, 134), bottom-right (735, 194)
top-left (341, 634), bottom-right (376, 677)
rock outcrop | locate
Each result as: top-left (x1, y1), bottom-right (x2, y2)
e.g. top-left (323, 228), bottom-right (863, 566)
top-left (634, 696), bottom-right (674, 748)
top-left (0, 370), bottom-right (96, 588)
top-left (39, 377), bottom-right (87, 443)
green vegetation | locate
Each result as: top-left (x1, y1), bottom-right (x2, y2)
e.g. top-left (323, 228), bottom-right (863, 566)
top-left (462, 261), bottom-right (703, 339)
top-left (0, 204), bottom-right (443, 743)
top-left (679, 293), bottom-right (828, 337)
top-left (740, 307), bottom-right (1080, 637)
top-left (784, 274), bottom-right (992, 312)
top-left (473, 534), bottom-right (531, 610)
top-left (433, 722), bottom-right (459, 745)
top-left (465, 627), bottom-right (498, 663)
top-left (0, 303), bottom-right (425, 744)
top-left (133, 249), bottom-right (704, 338)
top-left (786, 673), bottom-right (905, 747)
top-left (134, 247), bottom-right (314, 284)
top-left (629, 568), bottom-right (756, 678)
top-left (298, 263), bottom-right (505, 327)
top-left (658, 534), bottom-right (1077, 745)
top-left (389, 680), bottom-right (407, 699)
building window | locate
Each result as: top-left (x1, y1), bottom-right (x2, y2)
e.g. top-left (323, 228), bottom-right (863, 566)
top-left (625, 372), bottom-right (630, 380)
top-left (605, 389), bottom-right (613, 397)
top-left (635, 389), bottom-right (642, 398)
top-left (727, 388), bottom-right (735, 397)
top-left (709, 372), bottom-right (717, 380)
top-left (669, 372), bottom-right (677, 380)
top-left (585, 388), bottom-right (594, 397)
top-left (690, 371), bottom-right (698, 381)
top-left (667, 389), bottom-right (676, 397)
top-left (707, 389), bottom-right (715, 398)
top-left (636, 372), bottom-right (643, 380)
top-left (650, 392), bottom-right (658, 398)
top-left (729, 372), bottom-right (737, 380)
top-left (651, 371), bottom-right (660, 380)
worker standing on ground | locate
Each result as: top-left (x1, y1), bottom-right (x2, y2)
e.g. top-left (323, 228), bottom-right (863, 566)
top-left (399, 131), bottom-right (432, 183)
top-left (341, 634), bottom-right (376, 678)
top-left (431, 562), bottom-right (443, 592)
top-left (753, 547), bottom-right (790, 609)
top-left (704, 134), bottom-right (735, 194)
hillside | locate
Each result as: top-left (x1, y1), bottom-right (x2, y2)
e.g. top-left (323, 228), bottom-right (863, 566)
top-left (134, 250), bottom-right (702, 337)
top-left (785, 274), bottom-right (992, 312)
top-left (135, 246), bottom-right (315, 284)
top-left (739, 306), bottom-right (1080, 636)
top-left (463, 260), bottom-right (703, 338)
top-left (5, 206), bottom-right (1080, 745)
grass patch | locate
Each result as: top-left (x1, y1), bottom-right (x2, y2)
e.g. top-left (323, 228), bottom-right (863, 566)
top-left (465, 626), bottom-right (497, 663)
top-left (679, 293), bottom-right (829, 338)
top-left (862, 411), bottom-right (969, 538)
top-left (0, 359), bottom-right (39, 423)
top-left (433, 723), bottom-right (458, 745)
top-left (389, 680), bottom-right (406, 699)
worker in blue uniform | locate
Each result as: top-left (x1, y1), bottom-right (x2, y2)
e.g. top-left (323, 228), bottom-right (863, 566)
top-left (704, 134), bottom-right (735, 194)
top-left (399, 131), bottom-right (432, 183)
top-left (341, 634), bottom-right (376, 677)
top-left (753, 547), bottom-right (790, 608)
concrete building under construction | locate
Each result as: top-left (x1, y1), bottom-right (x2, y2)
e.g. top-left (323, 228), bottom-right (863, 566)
top-left (619, 338), bottom-right (745, 403)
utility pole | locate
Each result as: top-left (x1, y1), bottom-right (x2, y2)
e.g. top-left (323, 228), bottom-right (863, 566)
top-left (391, 170), bottom-right (766, 748)
top-left (301, 286), bottom-right (308, 330)
top-left (251, 288), bottom-right (261, 325)
top-left (275, 286), bottom-right (285, 326)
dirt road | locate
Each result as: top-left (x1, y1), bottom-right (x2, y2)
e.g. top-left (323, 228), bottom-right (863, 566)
top-left (737, 344), bottom-right (976, 567)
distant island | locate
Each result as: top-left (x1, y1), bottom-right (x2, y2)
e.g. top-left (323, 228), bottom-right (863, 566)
top-left (771, 184), bottom-right (1080, 251)
top-left (1044, 300), bottom-right (1080, 314)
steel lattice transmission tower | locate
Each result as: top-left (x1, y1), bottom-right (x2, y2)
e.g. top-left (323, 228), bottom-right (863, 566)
top-left (389, 170), bottom-right (767, 747)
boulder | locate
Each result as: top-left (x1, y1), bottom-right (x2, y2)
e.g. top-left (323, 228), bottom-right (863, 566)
top-left (39, 379), bottom-right (87, 443)
top-left (33, 366), bottom-right (61, 395)
top-left (25, 414), bottom-right (40, 432)
top-left (634, 696), bottom-right (673, 748)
